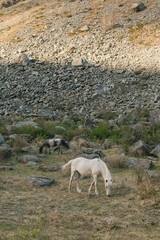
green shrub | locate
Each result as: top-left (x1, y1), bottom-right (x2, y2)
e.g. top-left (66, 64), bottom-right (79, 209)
top-left (88, 121), bottom-right (111, 141)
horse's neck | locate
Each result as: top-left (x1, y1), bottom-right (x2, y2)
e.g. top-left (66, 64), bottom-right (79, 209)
top-left (100, 161), bottom-right (111, 180)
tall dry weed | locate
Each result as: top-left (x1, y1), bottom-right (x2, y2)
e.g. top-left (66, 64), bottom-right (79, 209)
top-left (105, 154), bottom-right (127, 169)
top-left (136, 169), bottom-right (160, 205)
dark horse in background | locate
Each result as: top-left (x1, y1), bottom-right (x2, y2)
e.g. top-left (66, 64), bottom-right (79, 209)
top-left (39, 138), bottom-right (69, 154)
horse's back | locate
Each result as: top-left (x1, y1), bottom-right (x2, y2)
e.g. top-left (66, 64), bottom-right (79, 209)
top-left (72, 157), bottom-right (101, 176)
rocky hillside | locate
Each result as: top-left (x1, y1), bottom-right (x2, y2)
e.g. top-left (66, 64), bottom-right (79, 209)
top-left (0, 0), bottom-right (160, 119)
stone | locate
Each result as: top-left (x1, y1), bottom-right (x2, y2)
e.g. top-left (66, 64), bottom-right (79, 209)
top-left (0, 144), bottom-right (12, 159)
top-left (19, 155), bottom-right (40, 163)
top-left (149, 110), bottom-right (160, 124)
top-left (38, 165), bottom-right (61, 172)
top-left (14, 121), bottom-right (39, 128)
top-left (0, 134), bottom-right (5, 144)
top-left (0, 166), bottom-right (13, 171)
top-left (151, 144), bottom-right (160, 158)
top-left (125, 157), bottom-right (153, 170)
top-left (131, 2), bottom-right (146, 12)
top-left (129, 140), bottom-right (151, 156)
top-left (82, 147), bottom-right (94, 154)
top-left (26, 177), bottom-right (55, 186)
top-left (17, 53), bottom-right (31, 65)
top-left (94, 150), bottom-right (105, 158)
top-left (26, 161), bottom-right (38, 167)
top-left (55, 126), bottom-right (66, 131)
top-left (72, 58), bottom-right (88, 67)
top-left (145, 170), bottom-right (160, 178)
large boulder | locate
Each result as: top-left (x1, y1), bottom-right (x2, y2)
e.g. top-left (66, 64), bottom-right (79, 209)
top-left (125, 157), bottom-right (153, 170)
top-left (129, 140), bottom-right (151, 156)
top-left (151, 144), bottom-right (160, 158)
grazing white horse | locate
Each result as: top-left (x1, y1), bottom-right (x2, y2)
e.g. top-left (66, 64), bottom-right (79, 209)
top-left (62, 157), bottom-right (112, 196)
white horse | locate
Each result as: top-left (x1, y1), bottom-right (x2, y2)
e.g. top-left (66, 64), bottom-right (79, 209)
top-left (62, 157), bottom-right (112, 196)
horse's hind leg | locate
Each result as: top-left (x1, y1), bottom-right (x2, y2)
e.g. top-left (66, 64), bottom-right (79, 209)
top-left (76, 172), bottom-right (81, 193)
top-left (69, 171), bottom-right (75, 192)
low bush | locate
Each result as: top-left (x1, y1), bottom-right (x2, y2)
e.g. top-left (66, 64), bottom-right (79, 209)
top-left (105, 154), bottom-right (127, 169)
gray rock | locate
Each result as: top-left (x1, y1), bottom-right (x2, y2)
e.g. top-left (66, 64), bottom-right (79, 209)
top-left (151, 144), bottom-right (160, 158)
top-left (14, 121), bottom-right (39, 128)
top-left (103, 139), bottom-right (110, 150)
top-left (17, 53), bottom-right (31, 65)
top-left (72, 58), bottom-right (88, 67)
top-left (0, 144), bottom-right (12, 159)
top-left (0, 166), bottom-right (13, 171)
top-left (55, 126), bottom-right (66, 131)
top-left (149, 110), bottom-right (160, 124)
top-left (19, 155), bottom-right (40, 163)
top-left (145, 170), bottom-right (160, 178)
top-left (26, 161), bottom-right (38, 167)
top-left (129, 140), bottom-right (151, 156)
top-left (125, 157), bottom-right (153, 170)
top-left (0, 134), bottom-right (5, 144)
top-left (38, 165), bottom-right (61, 172)
top-left (131, 2), bottom-right (146, 12)
top-left (82, 147), bottom-right (94, 154)
top-left (26, 177), bottom-right (55, 186)
top-left (94, 150), bottom-right (105, 158)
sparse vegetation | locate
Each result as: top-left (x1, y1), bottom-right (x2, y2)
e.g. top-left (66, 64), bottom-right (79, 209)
top-left (136, 169), bottom-right (160, 203)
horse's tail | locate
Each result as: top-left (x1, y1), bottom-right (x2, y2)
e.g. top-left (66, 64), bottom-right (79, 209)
top-left (61, 159), bottom-right (73, 171)
top-left (61, 139), bottom-right (69, 149)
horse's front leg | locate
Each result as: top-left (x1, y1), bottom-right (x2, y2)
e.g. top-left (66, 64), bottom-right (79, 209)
top-left (76, 172), bottom-right (81, 193)
top-left (93, 174), bottom-right (98, 195)
top-left (88, 178), bottom-right (94, 194)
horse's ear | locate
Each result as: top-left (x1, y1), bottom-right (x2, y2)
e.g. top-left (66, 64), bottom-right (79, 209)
top-left (106, 180), bottom-right (108, 182)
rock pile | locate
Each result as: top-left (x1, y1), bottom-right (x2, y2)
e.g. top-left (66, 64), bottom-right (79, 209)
top-left (0, 0), bottom-right (159, 119)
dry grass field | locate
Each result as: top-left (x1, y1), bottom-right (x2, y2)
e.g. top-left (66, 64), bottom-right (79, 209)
top-left (0, 150), bottom-right (160, 240)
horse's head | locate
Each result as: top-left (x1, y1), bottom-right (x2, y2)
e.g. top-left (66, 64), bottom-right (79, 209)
top-left (105, 179), bottom-right (113, 196)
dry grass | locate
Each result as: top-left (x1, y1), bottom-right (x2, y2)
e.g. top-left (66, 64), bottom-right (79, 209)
top-left (0, 150), bottom-right (160, 240)
top-left (105, 153), bottom-right (127, 169)
top-left (11, 135), bottom-right (28, 153)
